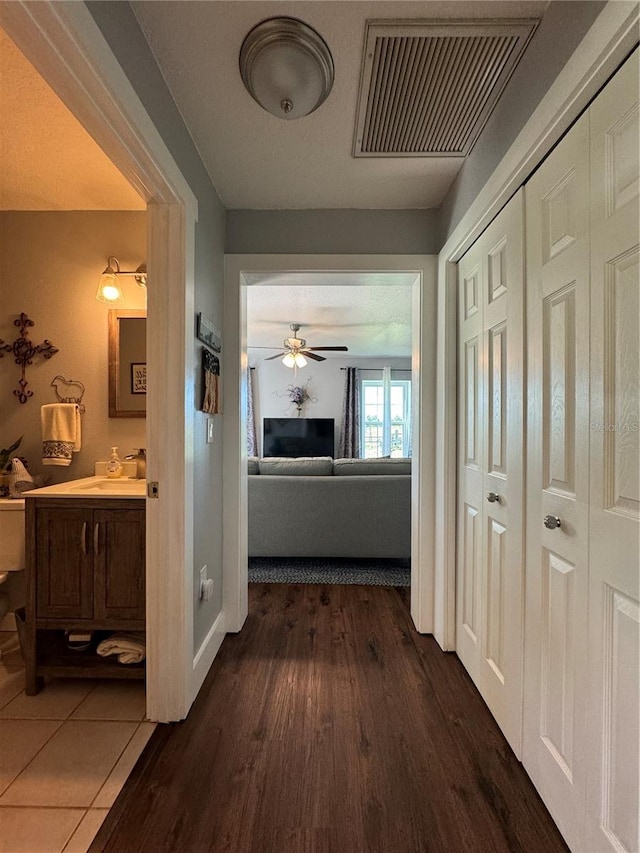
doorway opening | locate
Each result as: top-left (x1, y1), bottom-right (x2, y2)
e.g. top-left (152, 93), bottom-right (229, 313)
top-left (246, 276), bottom-right (414, 588)
top-left (1, 1), bottom-right (199, 725)
top-left (223, 255), bottom-right (438, 635)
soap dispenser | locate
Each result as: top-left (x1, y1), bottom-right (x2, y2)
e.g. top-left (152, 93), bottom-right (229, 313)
top-left (105, 447), bottom-right (123, 479)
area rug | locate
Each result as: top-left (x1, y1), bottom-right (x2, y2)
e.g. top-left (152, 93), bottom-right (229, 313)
top-left (248, 557), bottom-right (410, 587)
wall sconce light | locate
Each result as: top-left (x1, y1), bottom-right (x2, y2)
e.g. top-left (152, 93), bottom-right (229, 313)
top-left (96, 256), bottom-right (147, 303)
top-left (239, 17), bottom-right (334, 120)
top-left (283, 352), bottom-right (307, 369)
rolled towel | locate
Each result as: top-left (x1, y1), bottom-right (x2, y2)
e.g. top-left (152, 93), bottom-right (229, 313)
top-left (10, 457), bottom-right (35, 497)
top-left (96, 632), bottom-right (146, 664)
top-left (41, 403), bottom-right (81, 466)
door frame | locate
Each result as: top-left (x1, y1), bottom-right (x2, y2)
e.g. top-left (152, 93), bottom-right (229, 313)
top-left (223, 255), bottom-right (437, 634)
top-left (433, 1), bottom-right (639, 651)
top-left (1, 1), bottom-right (199, 721)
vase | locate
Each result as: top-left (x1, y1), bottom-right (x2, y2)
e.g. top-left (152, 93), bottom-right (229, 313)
top-left (296, 405), bottom-right (302, 417)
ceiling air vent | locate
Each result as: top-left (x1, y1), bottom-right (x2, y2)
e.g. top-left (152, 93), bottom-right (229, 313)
top-left (353, 19), bottom-right (538, 158)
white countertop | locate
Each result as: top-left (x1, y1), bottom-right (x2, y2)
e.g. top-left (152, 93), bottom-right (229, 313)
top-left (25, 476), bottom-right (146, 499)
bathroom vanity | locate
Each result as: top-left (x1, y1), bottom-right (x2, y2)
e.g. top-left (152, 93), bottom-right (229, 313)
top-left (23, 477), bottom-right (146, 694)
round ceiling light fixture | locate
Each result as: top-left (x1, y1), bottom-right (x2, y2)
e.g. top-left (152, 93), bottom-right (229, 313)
top-left (239, 17), bottom-right (334, 120)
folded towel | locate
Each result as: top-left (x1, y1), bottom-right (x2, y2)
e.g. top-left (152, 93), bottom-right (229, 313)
top-left (41, 403), bottom-right (81, 466)
top-left (10, 457), bottom-right (35, 497)
top-left (96, 632), bottom-right (146, 664)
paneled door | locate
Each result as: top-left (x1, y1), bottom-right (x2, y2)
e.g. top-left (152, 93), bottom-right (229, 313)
top-left (586, 52), bottom-right (639, 853)
top-left (524, 107), bottom-right (591, 853)
top-left (525, 49), bottom-right (639, 853)
top-left (456, 189), bottom-right (525, 756)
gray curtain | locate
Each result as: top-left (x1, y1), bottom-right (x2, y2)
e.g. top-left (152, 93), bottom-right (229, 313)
top-left (338, 367), bottom-right (360, 458)
top-left (247, 367), bottom-right (257, 456)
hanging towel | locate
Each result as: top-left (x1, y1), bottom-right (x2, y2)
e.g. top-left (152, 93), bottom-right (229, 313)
top-left (41, 403), bottom-right (81, 466)
top-left (96, 632), bottom-right (146, 664)
top-left (10, 457), bottom-right (35, 497)
top-left (202, 349), bottom-right (221, 414)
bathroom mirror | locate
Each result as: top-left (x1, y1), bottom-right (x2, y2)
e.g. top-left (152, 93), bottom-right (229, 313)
top-left (108, 310), bottom-right (147, 418)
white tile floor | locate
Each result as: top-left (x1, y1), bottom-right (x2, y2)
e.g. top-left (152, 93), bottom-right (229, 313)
top-left (0, 627), bottom-right (155, 853)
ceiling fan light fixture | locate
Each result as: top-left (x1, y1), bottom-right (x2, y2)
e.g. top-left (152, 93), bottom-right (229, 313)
top-left (294, 353), bottom-right (307, 368)
top-left (239, 17), bottom-right (334, 120)
top-left (282, 352), bottom-right (297, 368)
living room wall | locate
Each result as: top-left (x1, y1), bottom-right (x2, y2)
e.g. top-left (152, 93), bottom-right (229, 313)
top-left (247, 354), bottom-right (412, 457)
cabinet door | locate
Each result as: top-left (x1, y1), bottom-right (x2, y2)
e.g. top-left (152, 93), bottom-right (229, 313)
top-left (93, 508), bottom-right (145, 623)
top-left (36, 507), bottom-right (94, 619)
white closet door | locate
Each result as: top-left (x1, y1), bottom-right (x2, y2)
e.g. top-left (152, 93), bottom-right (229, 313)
top-left (456, 190), bottom-right (525, 755)
top-left (586, 51), bottom-right (640, 853)
top-left (523, 110), bottom-right (591, 851)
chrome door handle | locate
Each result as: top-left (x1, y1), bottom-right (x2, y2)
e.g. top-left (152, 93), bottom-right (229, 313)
top-left (544, 515), bottom-right (562, 530)
top-left (487, 492), bottom-right (500, 503)
top-left (81, 522), bottom-right (87, 555)
top-left (93, 522), bottom-right (100, 556)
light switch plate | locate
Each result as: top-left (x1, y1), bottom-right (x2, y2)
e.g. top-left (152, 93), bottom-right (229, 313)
top-left (206, 418), bottom-right (214, 444)
top-left (199, 565), bottom-right (207, 601)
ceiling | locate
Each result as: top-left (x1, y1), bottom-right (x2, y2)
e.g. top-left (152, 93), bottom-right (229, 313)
top-left (247, 275), bottom-right (415, 358)
top-left (0, 29), bottom-right (144, 211)
top-left (132, 0), bottom-right (547, 210)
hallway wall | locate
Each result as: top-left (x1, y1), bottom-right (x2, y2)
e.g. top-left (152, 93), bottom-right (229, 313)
top-left (226, 209), bottom-right (439, 255)
top-left (87, 1), bottom-right (226, 652)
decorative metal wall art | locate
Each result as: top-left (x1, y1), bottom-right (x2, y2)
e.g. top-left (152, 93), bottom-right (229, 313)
top-left (0, 313), bottom-right (59, 403)
top-left (50, 375), bottom-right (86, 413)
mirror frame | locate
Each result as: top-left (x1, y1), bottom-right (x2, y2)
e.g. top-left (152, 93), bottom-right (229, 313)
top-left (108, 309), bottom-right (147, 418)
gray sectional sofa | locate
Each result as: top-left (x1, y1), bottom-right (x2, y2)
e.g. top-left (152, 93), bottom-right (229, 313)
top-left (248, 456), bottom-right (411, 559)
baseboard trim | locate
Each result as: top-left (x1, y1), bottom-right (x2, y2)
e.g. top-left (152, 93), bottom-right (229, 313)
top-left (191, 610), bottom-right (226, 700)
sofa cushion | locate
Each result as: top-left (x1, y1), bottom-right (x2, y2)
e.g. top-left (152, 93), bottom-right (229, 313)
top-left (258, 456), bottom-right (333, 476)
top-left (247, 456), bottom-right (259, 475)
top-left (333, 457), bottom-right (412, 476)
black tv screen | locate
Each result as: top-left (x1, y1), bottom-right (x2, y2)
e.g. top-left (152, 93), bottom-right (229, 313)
top-left (263, 418), bottom-right (334, 458)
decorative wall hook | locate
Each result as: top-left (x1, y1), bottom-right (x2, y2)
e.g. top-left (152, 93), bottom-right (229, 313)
top-left (0, 313), bottom-right (59, 404)
top-left (50, 375), bottom-right (86, 413)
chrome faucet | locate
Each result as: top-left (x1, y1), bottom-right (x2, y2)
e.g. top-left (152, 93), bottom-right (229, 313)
top-left (124, 448), bottom-right (146, 479)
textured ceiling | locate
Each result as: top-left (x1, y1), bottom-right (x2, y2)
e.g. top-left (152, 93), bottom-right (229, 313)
top-left (132, 0), bottom-right (547, 210)
top-left (247, 278), bottom-right (414, 358)
top-left (0, 29), bottom-right (144, 211)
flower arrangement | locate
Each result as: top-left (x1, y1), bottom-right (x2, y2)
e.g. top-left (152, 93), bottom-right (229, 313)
top-left (276, 379), bottom-right (317, 417)
top-left (288, 385), bottom-right (309, 408)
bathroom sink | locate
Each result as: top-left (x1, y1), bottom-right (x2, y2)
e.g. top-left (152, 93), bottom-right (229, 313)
top-left (68, 478), bottom-right (146, 495)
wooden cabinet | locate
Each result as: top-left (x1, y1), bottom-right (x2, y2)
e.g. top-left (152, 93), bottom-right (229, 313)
top-left (24, 497), bottom-right (145, 694)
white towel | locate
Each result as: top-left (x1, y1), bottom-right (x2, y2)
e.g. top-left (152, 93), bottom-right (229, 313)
top-left (41, 403), bottom-right (81, 466)
top-left (96, 632), bottom-right (146, 664)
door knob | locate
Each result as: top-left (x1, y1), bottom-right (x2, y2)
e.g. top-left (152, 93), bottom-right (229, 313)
top-left (544, 515), bottom-right (562, 530)
top-left (487, 492), bottom-right (500, 503)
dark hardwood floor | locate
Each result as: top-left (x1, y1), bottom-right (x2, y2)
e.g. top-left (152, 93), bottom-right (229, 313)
top-left (91, 584), bottom-right (568, 853)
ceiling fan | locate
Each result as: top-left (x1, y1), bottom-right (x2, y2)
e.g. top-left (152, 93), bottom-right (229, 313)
top-left (254, 324), bottom-right (348, 367)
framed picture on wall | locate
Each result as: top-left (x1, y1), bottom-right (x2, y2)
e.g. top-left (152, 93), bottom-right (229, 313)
top-left (131, 363), bottom-right (147, 394)
top-left (196, 313), bottom-right (222, 352)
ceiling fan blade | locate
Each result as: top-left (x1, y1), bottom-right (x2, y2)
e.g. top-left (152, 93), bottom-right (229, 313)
top-left (307, 346), bottom-right (349, 352)
top-left (301, 351), bottom-right (325, 361)
top-left (250, 346), bottom-right (286, 349)
top-left (264, 352), bottom-right (286, 361)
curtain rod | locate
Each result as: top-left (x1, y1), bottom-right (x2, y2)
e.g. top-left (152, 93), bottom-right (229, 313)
top-left (340, 367), bottom-right (411, 372)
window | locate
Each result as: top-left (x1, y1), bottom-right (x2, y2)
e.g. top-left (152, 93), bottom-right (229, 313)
top-left (361, 378), bottom-right (411, 458)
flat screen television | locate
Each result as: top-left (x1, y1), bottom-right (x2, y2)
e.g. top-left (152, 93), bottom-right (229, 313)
top-left (263, 418), bottom-right (334, 458)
